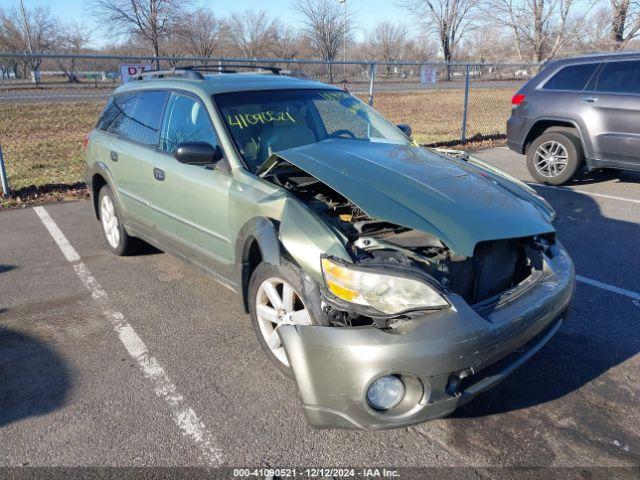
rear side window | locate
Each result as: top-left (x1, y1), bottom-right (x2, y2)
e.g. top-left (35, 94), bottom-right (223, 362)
top-left (596, 61), bottom-right (640, 94)
top-left (100, 90), bottom-right (168, 146)
top-left (96, 98), bottom-right (119, 131)
top-left (542, 63), bottom-right (599, 91)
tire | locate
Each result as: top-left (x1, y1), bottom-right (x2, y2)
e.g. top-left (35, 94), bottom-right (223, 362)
top-left (248, 261), bottom-right (319, 378)
top-left (98, 185), bottom-right (139, 256)
top-left (527, 132), bottom-right (584, 185)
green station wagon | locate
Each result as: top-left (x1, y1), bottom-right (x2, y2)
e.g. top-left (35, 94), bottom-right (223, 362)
top-left (85, 66), bottom-right (575, 429)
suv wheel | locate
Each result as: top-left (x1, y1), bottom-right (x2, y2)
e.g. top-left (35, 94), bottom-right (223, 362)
top-left (248, 262), bottom-right (316, 378)
top-left (527, 131), bottom-right (583, 185)
top-left (98, 185), bottom-right (138, 256)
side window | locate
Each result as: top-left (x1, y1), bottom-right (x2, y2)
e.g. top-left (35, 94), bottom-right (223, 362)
top-left (596, 61), bottom-right (640, 94)
top-left (106, 90), bottom-right (168, 146)
top-left (160, 93), bottom-right (218, 153)
top-left (96, 97), bottom-right (119, 131)
top-left (542, 63), bottom-right (599, 91)
top-left (98, 93), bottom-right (135, 132)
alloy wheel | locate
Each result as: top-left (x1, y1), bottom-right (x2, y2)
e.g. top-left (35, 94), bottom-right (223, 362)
top-left (533, 141), bottom-right (569, 178)
top-left (100, 194), bottom-right (120, 249)
top-left (255, 277), bottom-right (312, 366)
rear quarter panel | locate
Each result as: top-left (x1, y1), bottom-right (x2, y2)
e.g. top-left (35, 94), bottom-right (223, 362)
top-left (517, 87), bottom-right (594, 158)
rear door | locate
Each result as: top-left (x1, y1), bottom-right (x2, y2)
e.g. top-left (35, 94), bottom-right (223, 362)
top-left (535, 62), bottom-right (601, 134)
top-left (102, 90), bottom-right (168, 232)
top-left (146, 91), bottom-right (234, 281)
top-left (588, 59), bottom-right (640, 166)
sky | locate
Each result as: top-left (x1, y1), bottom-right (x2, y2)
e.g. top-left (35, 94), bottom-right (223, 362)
top-left (0, 0), bottom-right (417, 47)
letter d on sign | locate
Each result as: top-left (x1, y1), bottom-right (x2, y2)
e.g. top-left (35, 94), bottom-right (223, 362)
top-left (120, 64), bottom-right (151, 84)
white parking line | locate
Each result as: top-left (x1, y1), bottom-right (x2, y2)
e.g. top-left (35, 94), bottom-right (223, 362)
top-left (577, 275), bottom-right (640, 302)
top-left (527, 183), bottom-right (640, 205)
top-left (33, 206), bottom-right (225, 466)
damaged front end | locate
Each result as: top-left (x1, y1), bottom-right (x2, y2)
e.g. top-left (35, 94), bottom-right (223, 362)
top-left (262, 141), bottom-right (575, 429)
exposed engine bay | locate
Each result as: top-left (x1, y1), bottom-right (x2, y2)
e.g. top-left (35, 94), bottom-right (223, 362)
top-left (265, 163), bottom-right (554, 327)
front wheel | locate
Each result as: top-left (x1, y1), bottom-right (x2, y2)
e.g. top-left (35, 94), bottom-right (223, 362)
top-left (527, 132), bottom-right (583, 185)
top-left (248, 262), bottom-right (317, 378)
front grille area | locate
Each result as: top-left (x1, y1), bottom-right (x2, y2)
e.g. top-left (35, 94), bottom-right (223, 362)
top-left (448, 237), bottom-right (542, 305)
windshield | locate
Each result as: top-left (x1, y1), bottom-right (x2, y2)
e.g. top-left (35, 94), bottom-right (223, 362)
top-left (213, 89), bottom-right (411, 172)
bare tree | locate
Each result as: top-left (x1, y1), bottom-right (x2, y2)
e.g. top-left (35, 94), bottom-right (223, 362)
top-left (368, 22), bottom-right (409, 76)
top-left (222, 10), bottom-right (277, 59)
top-left (405, 34), bottom-right (438, 61)
top-left (0, 3), bottom-right (57, 82)
top-left (93, 0), bottom-right (191, 64)
top-left (569, 6), bottom-right (612, 52)
top-left (609, 0), bottom-right (640, 49)
top-left (56, 21), bottom-right (92, 82)
top-left (397, 0), bottom-right (477, 71)
top-left (293, 0), bottom-right (352, 82)
top-left (272, 22), bottom-right (302, 60)
top-left (176, 8), bottom-right (219, 58)
top-left (482, 0), bottom-right (579, 62)
top-left (464, 30), bottom-right (520, 61)
top-left (0, 12), bottom-right (21, 79)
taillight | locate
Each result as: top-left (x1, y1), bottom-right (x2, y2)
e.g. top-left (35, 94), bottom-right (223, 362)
top-left (511, 93), bottom-right (526, 106)
top-left (82, 133), bottom-right (90, 150)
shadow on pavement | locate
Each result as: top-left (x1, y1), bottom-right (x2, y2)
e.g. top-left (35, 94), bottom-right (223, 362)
top-left (0, 325), bottom-right (71, 427)
top-left (453, 187), bottom-right (640, 419)
top-left (136, 243), bottom-right (163, 256)
top-left (565, 167), bottom-right (640, 186)
top-left (0, 264), bottom-right (16, 274)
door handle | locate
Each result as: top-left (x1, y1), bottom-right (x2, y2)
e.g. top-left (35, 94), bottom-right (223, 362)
top-left (110, 151), bottom-right (118, 162)
top-left (153, 167), bottom-right (165, 182)
top-left (581, 96), bottom-right (598, 103)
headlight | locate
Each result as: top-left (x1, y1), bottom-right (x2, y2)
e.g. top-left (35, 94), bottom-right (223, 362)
top-left (321, 256), bottom-right (449, 315)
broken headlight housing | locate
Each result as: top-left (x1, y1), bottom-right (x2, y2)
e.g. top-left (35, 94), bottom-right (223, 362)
top-left (321, 256), bottom-right (449, 315)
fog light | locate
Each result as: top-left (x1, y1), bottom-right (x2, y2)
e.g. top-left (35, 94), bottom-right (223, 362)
top-left (366, 375), bottom-right (405, 411)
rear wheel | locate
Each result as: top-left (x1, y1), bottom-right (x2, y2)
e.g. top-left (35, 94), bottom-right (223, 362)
top-left (527, 132), bottom-right (583, 185)
top-left (98, 185), bottom-right (139, 256)
top-left (248, 262), bottom-right (317, 378)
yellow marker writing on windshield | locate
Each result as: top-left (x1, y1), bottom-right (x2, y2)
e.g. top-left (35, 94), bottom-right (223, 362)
top-left (227, 111), bottom-right (296, 130)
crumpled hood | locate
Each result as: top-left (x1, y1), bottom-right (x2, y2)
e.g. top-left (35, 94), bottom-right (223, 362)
top-left (264, 139), bottom-right (555, 257)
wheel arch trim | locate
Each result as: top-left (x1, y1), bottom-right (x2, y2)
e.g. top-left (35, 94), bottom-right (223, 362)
top-left (235, 217), bottom-right (283, 312)
top-left (89, 161), bottom-right (120, 220)
top-left (524, 117), bottom-right (593, 160)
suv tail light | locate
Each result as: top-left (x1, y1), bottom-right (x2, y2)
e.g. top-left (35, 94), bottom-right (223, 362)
top-left (511, 93), bottom-right (526, 106)
top-left (82, 133), bottom-right (90, 150)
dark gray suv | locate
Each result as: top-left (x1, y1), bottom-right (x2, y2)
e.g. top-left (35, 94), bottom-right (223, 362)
top-left (507, 52), bottom-right (640, 185)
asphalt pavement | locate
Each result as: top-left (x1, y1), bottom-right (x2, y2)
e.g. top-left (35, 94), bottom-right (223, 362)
top-left (0, 147), bottom-right (639, 470)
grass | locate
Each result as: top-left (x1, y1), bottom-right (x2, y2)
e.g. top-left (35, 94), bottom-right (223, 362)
top-left (0, 101), bottom-right (103, 192)
top-left (368, 87), bottom-right (517, 144)
top-left (0, 87), bottom-right (517, 197)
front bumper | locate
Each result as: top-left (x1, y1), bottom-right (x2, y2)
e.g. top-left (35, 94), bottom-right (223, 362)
top-left (278, 243), bottom-right (575, 429)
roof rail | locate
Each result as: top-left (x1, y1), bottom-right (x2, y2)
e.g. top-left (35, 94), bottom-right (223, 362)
top-left (137, 69), bottom-right (204, 81)
top-left (183, 64), bottom-right (281, 75)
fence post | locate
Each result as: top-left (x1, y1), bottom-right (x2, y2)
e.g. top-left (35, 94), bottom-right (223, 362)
top-left (0, 145), bottom-right (10, 198)
top-left (368, 63), bottom-right (377, 106)
top-left (461, 63), bottom-right (470, 143)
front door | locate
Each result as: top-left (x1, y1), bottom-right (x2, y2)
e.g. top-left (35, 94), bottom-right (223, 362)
top-left (146, 91), bottom-right (235, 283)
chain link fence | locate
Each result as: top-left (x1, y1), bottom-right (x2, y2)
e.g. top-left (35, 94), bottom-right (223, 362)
top-left (0, 52), bottom-right (539, 196)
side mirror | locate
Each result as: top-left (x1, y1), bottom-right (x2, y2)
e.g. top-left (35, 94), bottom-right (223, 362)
top-left (397, 124), bottom-right (412, 137)
top-left (174, 142), bottom-right (223, 166)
